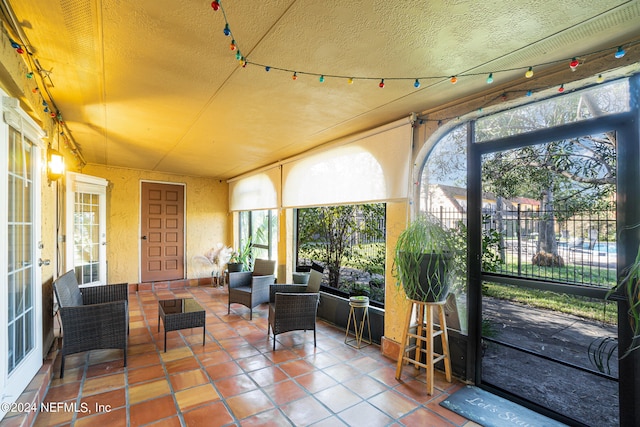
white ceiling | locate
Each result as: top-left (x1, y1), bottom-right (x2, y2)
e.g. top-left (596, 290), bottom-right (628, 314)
top-left (6, 0), bottom-right (640, 179)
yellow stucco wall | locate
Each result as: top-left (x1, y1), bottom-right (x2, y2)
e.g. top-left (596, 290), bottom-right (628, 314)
top-left (82, 164), bottom-right (228, 284)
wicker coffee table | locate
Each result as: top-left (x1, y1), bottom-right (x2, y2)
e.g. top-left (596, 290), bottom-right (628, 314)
top-left (158, 298), bottom-right (206, 352)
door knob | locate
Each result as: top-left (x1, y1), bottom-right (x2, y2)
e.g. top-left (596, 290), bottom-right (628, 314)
top-left (38, 258), bottom-right (51, 267)
top-left (141, 236), bottom-right (147, 240)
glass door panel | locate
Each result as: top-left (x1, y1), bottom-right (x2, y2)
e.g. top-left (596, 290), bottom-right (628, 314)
top-left (479, 133), bottom-right (619, 425)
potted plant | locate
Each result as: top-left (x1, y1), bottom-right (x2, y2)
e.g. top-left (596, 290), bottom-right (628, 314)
top-left (393, 213), bottom-right (454, 302)
top-left (228, 237), bottom-right (252, 272)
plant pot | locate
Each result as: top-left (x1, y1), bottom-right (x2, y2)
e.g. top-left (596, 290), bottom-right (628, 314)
top-left (398, 252), bottom-right (452, 302)
top-left (227, 262), bottom-right (243, 273)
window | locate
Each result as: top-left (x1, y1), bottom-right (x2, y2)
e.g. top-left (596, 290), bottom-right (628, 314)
top-left (238, 210), bottom-right (278, 267)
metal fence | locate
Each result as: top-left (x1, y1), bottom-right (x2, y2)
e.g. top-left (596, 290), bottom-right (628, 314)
top-left (430, 205), bottom-right (617, 288)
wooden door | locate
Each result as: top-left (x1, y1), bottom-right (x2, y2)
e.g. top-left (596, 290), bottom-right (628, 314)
top-left (141, 182), bottom-right (185, 282)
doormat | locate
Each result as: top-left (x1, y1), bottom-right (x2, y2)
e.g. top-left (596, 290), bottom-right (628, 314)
top-left (440, 386), bottom-right (567, 427)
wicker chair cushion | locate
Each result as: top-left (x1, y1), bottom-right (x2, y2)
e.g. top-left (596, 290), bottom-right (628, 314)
top-left (234, 286), bottom-right (252, 294)
top-left (252, 259), bottom-right (276, 276)
top-left (292, 272), bottom-right (310, 284)
top-left (54, 270), bottom-right (84, 307)
top-left (306, 269), bottom-right (322, 293)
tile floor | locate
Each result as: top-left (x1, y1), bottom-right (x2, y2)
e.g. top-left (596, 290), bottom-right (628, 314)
top-left (31, 285), bottom-right (476, 426)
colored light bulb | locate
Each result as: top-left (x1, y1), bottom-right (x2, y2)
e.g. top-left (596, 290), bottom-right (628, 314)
top-left (292, 72), bottom-right (297, 80)
top-left (265, 66), bottom-right (270, 72)
top-left (211, 1), bottom-right (220, 11)
top-left (526, 90), bottom-right (533, 96)
top-left (348, 78), bottom-right (353, 84)
top-left (615, 46), bottom-right (626, 59)
top-left (569, 58), bottom-right (579, 70)
top-left (50, 111), bottom-right (56, 117)
top-left (26, 72), bottom-right (34, 79)
top-left (10, 40), bottom-right (19, 49)
top-left (558, 84), bottom-right (565, 93)
top-left (42, 100), bottom-right (48, 106)
top-left (486, 73), bottom-right (494, 84)
top-left (379, 79), bottom-right (385, 88)
top-left (223, 24), bottom-right (231, 36)
top-left (450, 76), bottom-right (457, 84)
top-left (596, 74), bottom-right (604, 83)
top-left (525, 67), bottom-right (534, 78)
top-left (230, 40), bottom-right (236, 51)
top-left (414, 79), bottom-right (420, 88)
top-left (319, 75), bottom-right (325, 83)
top-left (235, 51), bottom-right (241, 60)
top-left (44, 107), bottom-right (49, 113)
top-left (32, 87), bottom-right (39, 93)
top-left (16, 47), bottom-right (24, 54)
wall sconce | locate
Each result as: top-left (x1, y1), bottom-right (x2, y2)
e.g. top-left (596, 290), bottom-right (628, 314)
top-left (47, 146), bottom-right (64, 185)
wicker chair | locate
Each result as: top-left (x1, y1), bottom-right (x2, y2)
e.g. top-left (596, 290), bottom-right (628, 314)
top-left (268, 269), bottom-right (322, 350)
top-left (228, 259), bottom-right (276, 320)
top-left (53, 270), bottom-right (128, 378)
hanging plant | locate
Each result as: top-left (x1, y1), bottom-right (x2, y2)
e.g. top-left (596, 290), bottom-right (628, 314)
top-left (392, 213), bottom-right (456, 302)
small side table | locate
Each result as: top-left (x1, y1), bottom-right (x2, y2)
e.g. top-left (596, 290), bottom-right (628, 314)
top-left (158, 298), bottom-right (206, 352)
top-left (345, 296), bottom-right (372, 349)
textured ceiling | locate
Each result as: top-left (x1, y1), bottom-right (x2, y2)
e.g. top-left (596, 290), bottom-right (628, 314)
top-left (6, 0), bottom-right (640, 179)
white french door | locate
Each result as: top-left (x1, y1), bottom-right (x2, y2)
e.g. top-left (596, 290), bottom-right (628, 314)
top-left (65, 172), bottom-right (108, 285)
top-left (1, 95), bottom-right (44, 418)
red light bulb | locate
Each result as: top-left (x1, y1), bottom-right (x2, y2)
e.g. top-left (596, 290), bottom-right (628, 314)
top-left (211, 1), bottom-right (220, 11)
top-left (379, 79), bottom-right (385, 88)
top-left (569, 58), bottom-right (579, 70)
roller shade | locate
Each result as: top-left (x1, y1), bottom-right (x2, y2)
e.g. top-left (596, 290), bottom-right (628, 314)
top-left (229, 165), bottom-right (280, 211)
top-left (282, 120), bottom-right (412, 208)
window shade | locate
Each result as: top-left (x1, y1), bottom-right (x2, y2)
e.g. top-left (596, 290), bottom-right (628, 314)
top-left (229, 165), bottom-right (281, 211)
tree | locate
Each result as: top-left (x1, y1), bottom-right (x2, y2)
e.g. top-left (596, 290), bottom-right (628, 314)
top-left (298, 204), bottom-right (385, 288)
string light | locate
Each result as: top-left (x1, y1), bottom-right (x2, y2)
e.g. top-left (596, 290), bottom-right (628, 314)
top-left (569, 58), bottom-right (579, 70)
top-left (525, 67), bottom-right (534, 78)
top-left (526, 90), bottom-right (533, 96)
top-left (207, 2), bottom-right (636, 96)
top-left (558, 84), bottom-right (565, 93)
top-left (26, 72), bottom-right (34, 78)
top-left (597, 74), bottom-right (604, 83)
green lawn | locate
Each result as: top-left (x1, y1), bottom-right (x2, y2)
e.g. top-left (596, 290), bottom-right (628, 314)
top-left (483, 281), bottom-right (618, 325)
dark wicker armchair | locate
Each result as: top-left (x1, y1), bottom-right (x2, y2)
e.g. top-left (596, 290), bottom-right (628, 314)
top-left (53, 270), bottom-right (129, 378)
top-left (228, 259), bottom-right (276, 320)
top-left (267, 268), bottom-right (322, 350)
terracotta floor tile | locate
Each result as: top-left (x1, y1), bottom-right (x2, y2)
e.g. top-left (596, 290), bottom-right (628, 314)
top-left (128, 364), bottom-right (166, 384)
top-left (182, 401), bottom-right (234, 426)
top-left (77, 388), bottom-right (126, 418)
top-left (73, 406), bottom-right (127, 426)
top-left (237, 353), bottom-right (273, 372)
top-left (344, 374), bottom-right (389, 399)
top-left (368, 389), bottom-right (419, 419)
top-left (128, 379), bottom-right (172, 405)
top-left (174, 383), bottom-right (219, 412)
top-left (204, 361), bottom-right (243, 380)
top-left (226, 389), bottom-right (275, 420)
top-left (314, 383), bottom-right (363, 413)
top-left (279, 359), bottom-right (315, 378)
top-left (164, 356), bottom-right (201, 374)
top-left (338, 401), bottom-right (394, 427)
top-left (262, 379), bottom-right (309, 406)
top-left (248, 366), bottom-right (289, 387)
top-left (128, 351), bottom-right (162, 369)
top-left (196, 349), bottom-right (232, 367)
top-left (240, 408), bottom-right (294, 427)
top-left (169, 369), bottom-right (209, 391)
top-left (295, 370), bottom-right (338, 393)
top-left (82, 373), bottom-right (125, 396)
top-left (42, 382), bottom-right (81, 403)
top-left (129, 395), bottom-right (177, 426)
top-left (280, 395), bottom-right (332, 426)
top-left (28, 288), bottom-right (471, 427)
top-left (214, 374), bottom-right (258, 398)
top-left (401, 407), bottom-right (458, 427)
